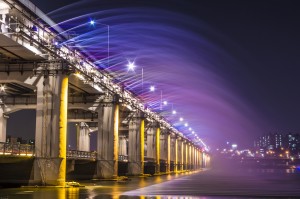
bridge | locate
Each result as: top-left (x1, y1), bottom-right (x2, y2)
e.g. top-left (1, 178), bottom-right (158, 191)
top-left (0, 0), bottom-right (210, 186)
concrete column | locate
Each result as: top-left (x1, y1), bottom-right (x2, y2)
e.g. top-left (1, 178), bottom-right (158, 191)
top-left (194, 147), bottom-right (197, 170)
top-left (197, 149), bottom-right (200, 169)
top-left (181, 140), bottom-right (184, 171)
top-left (0, 106), bottom-right (7, 142)
top-left (190, 145), bottom-right (193, 170)
top-left (119, 136), bottom-right (127, 156)
top-left (195, 148), bottom-right (198, 169)
top-left (170, 135), bottom-right (176, 172)
top-left (199, 150), bottom-right (203, 168)
top-left (191, 146), bottom-right (194, 170)
top-left (203, 152), bottom-right (206, 168)
top-left (159, 131), bottom-right (167, 172)
top-left (77, 122), bottom-right (90, 152)
top-left (96, 94), bottom-right (119, 179)
top-left (159, 132), bottom-right (165, 160)
top-left (185, 143), bottom-right (188, 170)
top-left (174, 137), bottom-right (178, 173)
top-left (189, 145), bottom-right (192, 170)
top-left (166, 133), bottom-right (171, 173)
top-left (34, 74), bottom-right (68, 186)
top-left (146, 125), bottom-right (155, 159)
top-left (128, 112), bottom-right (144, 175)
top-left (155, 125), bottom-right (160, 174)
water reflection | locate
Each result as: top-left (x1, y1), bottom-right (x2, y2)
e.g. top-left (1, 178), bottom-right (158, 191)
top-left (1, 168), bottom-right (300, 198)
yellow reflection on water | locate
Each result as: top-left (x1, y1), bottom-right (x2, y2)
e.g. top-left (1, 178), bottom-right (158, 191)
top-left (57, 188), bottom-right (66, 199)
top-left (66, 188), bottom-right (79, 199)
top-left (55, 187), bottom-right (79, 199)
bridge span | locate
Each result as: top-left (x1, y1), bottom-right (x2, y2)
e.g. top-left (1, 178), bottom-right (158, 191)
top-left (0, 0), bottom-right (210, 186)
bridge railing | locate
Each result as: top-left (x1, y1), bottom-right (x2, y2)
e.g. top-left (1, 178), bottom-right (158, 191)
top-left (0, 142), bottom-right (34, 156)
top-left (67, 150), bottom-right (97, 160)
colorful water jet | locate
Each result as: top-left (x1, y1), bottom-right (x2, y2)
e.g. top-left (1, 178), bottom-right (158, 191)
top-left (45, 0), bottom-right (268, 148)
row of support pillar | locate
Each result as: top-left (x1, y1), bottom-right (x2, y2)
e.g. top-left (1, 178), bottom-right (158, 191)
top-left (0, 72), bottom-right (209, 186)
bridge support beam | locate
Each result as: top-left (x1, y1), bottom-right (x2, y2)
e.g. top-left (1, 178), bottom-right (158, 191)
top-left (166, 133), bottom-right (171, 173)
top-left (180, 139), bottom-right (184, 172)
top-left (170, 135), bottom-right (175, 172)
top-left (155, 125), bottom-right (160, 174)
top-left (174, 136), bottom-right (178, 173)
top-left (34, 74), bottom-right (68, 186)
top-left (96, 95), bottom-right (119, 179)
top-left (147, 123), bottom-right (160, 174)
top-left (159, 131), bottom-right (166, 172)
top-left (190, 145), bottom-right (193, 170)
top-left (199, 150), bottom-right (203, 168)
top-left (76, 122), bottom-right (90, 152)
top-left (185, 142), bottom-right (188, 170)
top-left (0, 106), bottom-right (7, 142)
top-left (189, 144), bottom-right (192, 170)
top-left (128, 112), bottom-right (144, 176)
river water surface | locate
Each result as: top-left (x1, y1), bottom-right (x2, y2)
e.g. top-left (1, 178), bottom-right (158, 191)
top-left (1, 160), bottom-right (300, 198)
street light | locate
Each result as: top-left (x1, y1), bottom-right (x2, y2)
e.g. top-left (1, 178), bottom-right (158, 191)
top-left (0, 85), bottom-right (5, 92)
top-left (150, 86), bottom-right (155, 92)
top-left (126, 60), bottom-right (136, 72)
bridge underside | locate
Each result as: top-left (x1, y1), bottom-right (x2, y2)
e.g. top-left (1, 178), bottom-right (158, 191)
top-left (0, 0), bottom-right (210, 186)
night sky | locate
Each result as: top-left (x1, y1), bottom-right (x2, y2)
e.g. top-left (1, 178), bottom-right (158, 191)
top-left (7, 0), bottom-right (300, 149)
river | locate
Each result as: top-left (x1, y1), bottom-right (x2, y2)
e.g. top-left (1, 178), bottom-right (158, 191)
top-left (1, 158), bottom-right (300, 198)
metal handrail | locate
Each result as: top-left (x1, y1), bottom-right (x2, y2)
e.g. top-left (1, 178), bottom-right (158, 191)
top-left (67, 150), bottom-right (97, 160)
top-left (0, 142), bottom-right (34, 156)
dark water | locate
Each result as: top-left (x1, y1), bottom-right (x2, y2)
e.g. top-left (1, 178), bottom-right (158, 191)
top-left (1, 161), bottom-right (300, 198)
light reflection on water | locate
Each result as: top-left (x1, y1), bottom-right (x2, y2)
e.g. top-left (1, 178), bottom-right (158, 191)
top-left (0, 169), bottom-right (300, 198)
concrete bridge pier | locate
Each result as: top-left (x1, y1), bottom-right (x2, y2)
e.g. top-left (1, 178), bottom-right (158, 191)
top-left (166, 133), bottom-right (171, 173)
top-left (159, 130), bottom-right (171, 173)
top-left (76, 122), bottom-right (90, 152)
top-left (190, 146), bottom-right (193, 170)
top-left (191, 145), bottom-right (195, 170)
top-left (96, 94), bottom-right (119, 179)
top-left (146, 123), bottom-right (160, 174)
top-left (128, 112), bottom-right (144, 176)
top-left (184, 142), bottom-right (188, 170)
top-left (199, 150), bottom-right (203, 168)
top-left (198, 149), bottom-right (202, 169)
top-left (0, 105), bottom-right (7, 142)
top-left (180, 139), bottom-right (184, 172)
top-left (159, 131), bottom-right (166, 172)
top-left (155, 125), bottom-right (161, 174)
top-left (170, 134), bottom-right (177, 173)
top-left (34, 74), bottom-right (68, 186)
top-left (195, 148), bottom-right (199, 169)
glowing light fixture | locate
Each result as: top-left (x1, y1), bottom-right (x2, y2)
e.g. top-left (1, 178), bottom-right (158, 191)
top-left (0, 85), bottom-right (5, 92)
top-left (126, 61), bottom-right (136, 71)
top-left (90, 20), bottom-right (95, 25)
top-left (172, 110), bottom-right (177, 114)
top-left (189, 127), bottom-right (192, 131)
top-left (150, 86), bottom-right (155, 92)
top-left (184, 123), bottom-right (188, 127)
top-left (179, 117), bottom-right (183, 121)
top-left (163, 101), bottom-right (168, 105)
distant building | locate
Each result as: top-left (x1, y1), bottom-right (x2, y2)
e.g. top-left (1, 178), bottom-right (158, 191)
top-left (254, 133), bottom-right (300, 157)
top-left (255, 133), bottom-right (283, 150)
top-left (287, 133), bottom-right (299, 155)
